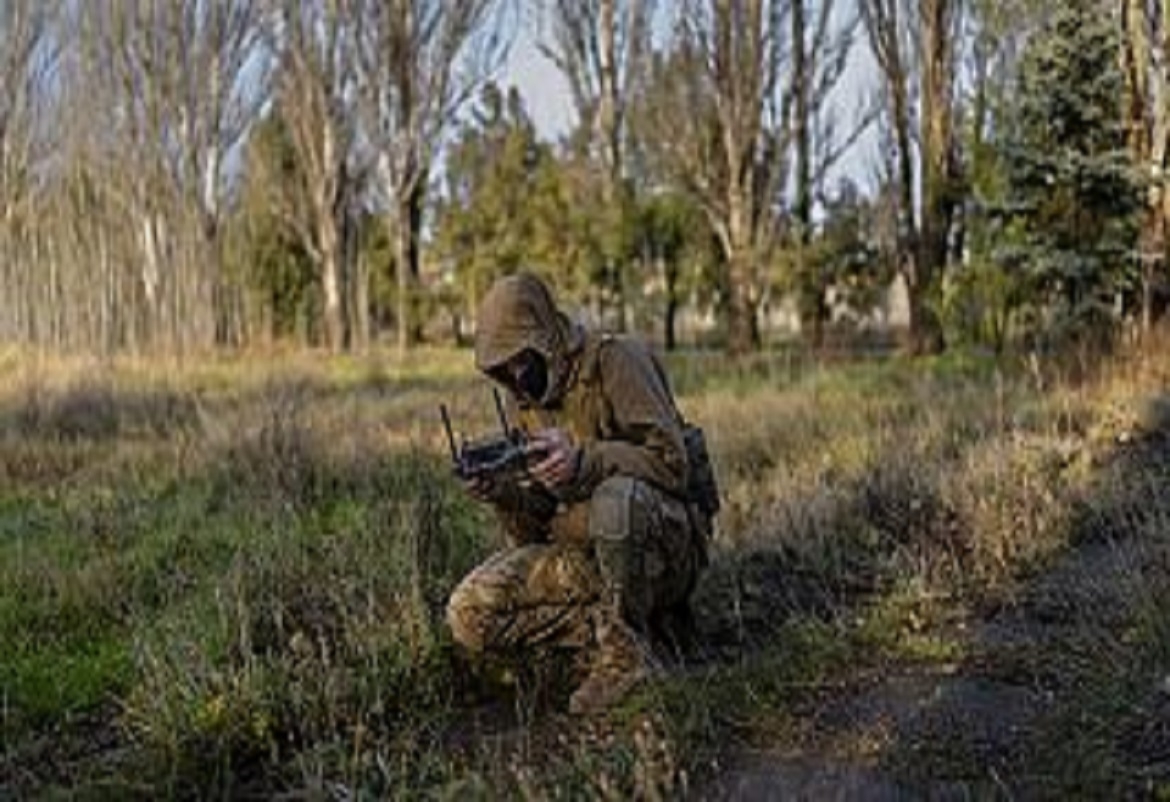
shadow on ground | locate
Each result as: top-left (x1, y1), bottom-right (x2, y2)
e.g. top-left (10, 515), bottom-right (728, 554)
top-left (698, 394), bottom-right (1170, 800)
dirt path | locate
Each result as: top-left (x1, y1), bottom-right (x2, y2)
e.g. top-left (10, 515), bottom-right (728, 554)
top-left (701, 536), bottom-right (1167, 800)
top-left (703, 666), bottom-right (1037, 800)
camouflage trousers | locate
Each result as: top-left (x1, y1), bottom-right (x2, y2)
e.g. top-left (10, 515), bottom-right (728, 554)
top-left (446, 477), bottom-right (703, 658)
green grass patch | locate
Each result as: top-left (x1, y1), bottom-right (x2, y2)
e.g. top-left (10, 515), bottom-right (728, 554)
top-left (854, 583), bottom-right (966, 665)
top-left (2, 636), bottom-right (132, 736)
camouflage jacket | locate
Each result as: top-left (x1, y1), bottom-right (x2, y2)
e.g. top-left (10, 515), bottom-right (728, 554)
top-left (474, 273), bottom-right (692, 546)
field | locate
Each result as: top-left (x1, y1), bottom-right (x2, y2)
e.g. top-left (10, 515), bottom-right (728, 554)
top-left (2, 336), bottom-right (1169, 799)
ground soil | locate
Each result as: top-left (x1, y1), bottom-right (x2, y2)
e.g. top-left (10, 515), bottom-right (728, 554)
top-left (701, 537), bottom-right (1168, 800)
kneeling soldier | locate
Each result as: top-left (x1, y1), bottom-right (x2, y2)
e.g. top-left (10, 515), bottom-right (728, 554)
top-left (446, 273), bottom-right (716, 714)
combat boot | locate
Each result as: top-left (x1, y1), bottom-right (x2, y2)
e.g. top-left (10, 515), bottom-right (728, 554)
top-left (568, 610), bottom-right (655, 715)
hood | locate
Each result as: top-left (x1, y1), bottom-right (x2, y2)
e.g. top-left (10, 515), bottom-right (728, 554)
top-left (475, 272), bottom-right (584, 406)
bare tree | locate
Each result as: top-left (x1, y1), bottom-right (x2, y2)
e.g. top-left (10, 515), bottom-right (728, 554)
top-left (862, 0), bottom-right (964, 354)
top-left (1122, 0), bottom-right (1170, 333)
top-left (354, 0), bottom-right (510, 350)
top-left (542, 1), bottom-right (654, 328)
top-left (171, 0), bottom-right (269, 346)
top-left (789, 0), bottom-right (868, 346)
top-left (267, 0), bottom-right (361, 351)
top-left (639, 0), bottom-right (791, 354)
top-left (69, 0), bottom-right (268, 350)
top-left (0, 1), bottom-right (60, 344)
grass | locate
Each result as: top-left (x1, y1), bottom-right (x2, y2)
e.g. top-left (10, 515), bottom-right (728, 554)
top-left (1, 331), bottom-right (1168, 797)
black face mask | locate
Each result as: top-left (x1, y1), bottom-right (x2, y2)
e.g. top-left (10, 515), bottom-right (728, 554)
top-left (509, 349), bottom-right (549, 402)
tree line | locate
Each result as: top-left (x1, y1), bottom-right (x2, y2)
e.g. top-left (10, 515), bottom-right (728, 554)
top-left (0, 0), bottom-right (1165, 356)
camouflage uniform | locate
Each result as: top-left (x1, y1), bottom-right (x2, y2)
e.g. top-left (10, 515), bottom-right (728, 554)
top-left (446, 273), bottom-right (711, 714)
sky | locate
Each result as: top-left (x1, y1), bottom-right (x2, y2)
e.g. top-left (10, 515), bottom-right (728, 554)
top-left (498, 16), bottom-right (575, 140)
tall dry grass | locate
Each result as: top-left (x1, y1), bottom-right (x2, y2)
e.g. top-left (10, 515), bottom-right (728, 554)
top-left (0, 351), bottom-right (495, 796)
top-left (0, 332), bottom-right (1167, 797)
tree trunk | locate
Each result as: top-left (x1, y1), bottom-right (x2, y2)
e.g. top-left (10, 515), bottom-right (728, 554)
top-left (864, 0), bottom-right (952, 355)
top-left (320, 219), bottom-right (345, 352)
top-left (1143, 253), bottom-right (1157, 334)
top-left (792, 0), bottom-right (823, 348)
top-left (350, 239), bottom-right (370, 351)
top-left (1139, 201), bottom-right (1164, 333)
top-left (913, 0), bottom-right (953, 355)
top-left (802, 286), bottom-right (830, 349)
top-left (892, 45), bottom-right (920, 352)
top-left (598, 0), bottom-right (629, 333)
top-left (726, 240), bottom-right (756, 356)
top-left (720, 187), bottom-right (758, 353)
top-left (662, 254), bottom-right (678, 351)
top-left (1162, 0), bottom-right (1170, 331)
top-left (1123, 0), bottom-right (1170, 334)
top-left (394, 182), bottom-right (424, 351)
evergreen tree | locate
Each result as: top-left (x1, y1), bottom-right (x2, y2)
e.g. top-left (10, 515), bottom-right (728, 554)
top-left (635, 190), bottom-right (714, 349)
top-left (943, 0), bottom-right (1043, 353)
top-left (432, 83), bottom-right (640, 328)
top-left (432, 83), bottom-right (551, 325)
top-left (1005, 0), bottom-right (1142, 344)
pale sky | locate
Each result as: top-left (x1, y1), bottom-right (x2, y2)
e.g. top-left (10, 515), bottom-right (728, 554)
top-left (498, 15), bottom-right (575, 140)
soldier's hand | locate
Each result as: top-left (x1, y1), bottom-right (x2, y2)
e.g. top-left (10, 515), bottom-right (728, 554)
top-left (463, 473), bottom-right (504, 504)
top-left (529, 428), bottom-right (581, 489)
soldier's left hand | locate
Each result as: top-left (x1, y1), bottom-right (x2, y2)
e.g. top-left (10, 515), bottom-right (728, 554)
top-left (529, 428), bottom-right (581, 489)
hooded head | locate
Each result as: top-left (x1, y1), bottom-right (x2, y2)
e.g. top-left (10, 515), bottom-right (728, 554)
top-left (475, 273), bottom-right (584, 406)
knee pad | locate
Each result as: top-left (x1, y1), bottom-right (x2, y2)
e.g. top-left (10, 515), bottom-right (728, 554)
top-left (590, 476), bottom-right (650, 623)
top-left (445, 580), bottom-right (487, 653)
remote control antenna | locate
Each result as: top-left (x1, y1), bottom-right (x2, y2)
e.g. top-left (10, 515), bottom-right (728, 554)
top-left (439, 404), bottom-right (460, 464)
top-left (492, 387), bottom-right (511, 436)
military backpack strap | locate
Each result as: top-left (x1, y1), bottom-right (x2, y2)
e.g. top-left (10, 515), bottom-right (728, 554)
top-left (682, 424), bottom-right (721, 518)
top-left (578, 331), bottom-right (615, 388)
top-left (642, 341), bottom-right (722, 520)
top-left (587, 333), bottom-right (721, 520)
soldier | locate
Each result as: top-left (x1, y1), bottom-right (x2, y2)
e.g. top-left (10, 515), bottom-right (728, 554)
top-left (446, 272), bottom-right (716, 714)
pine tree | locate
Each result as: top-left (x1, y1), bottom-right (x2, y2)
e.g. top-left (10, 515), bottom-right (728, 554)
top-left (1006, 0), bottom-right (1142, 344)
top-left (432, 84), bottom-right (556, 326)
